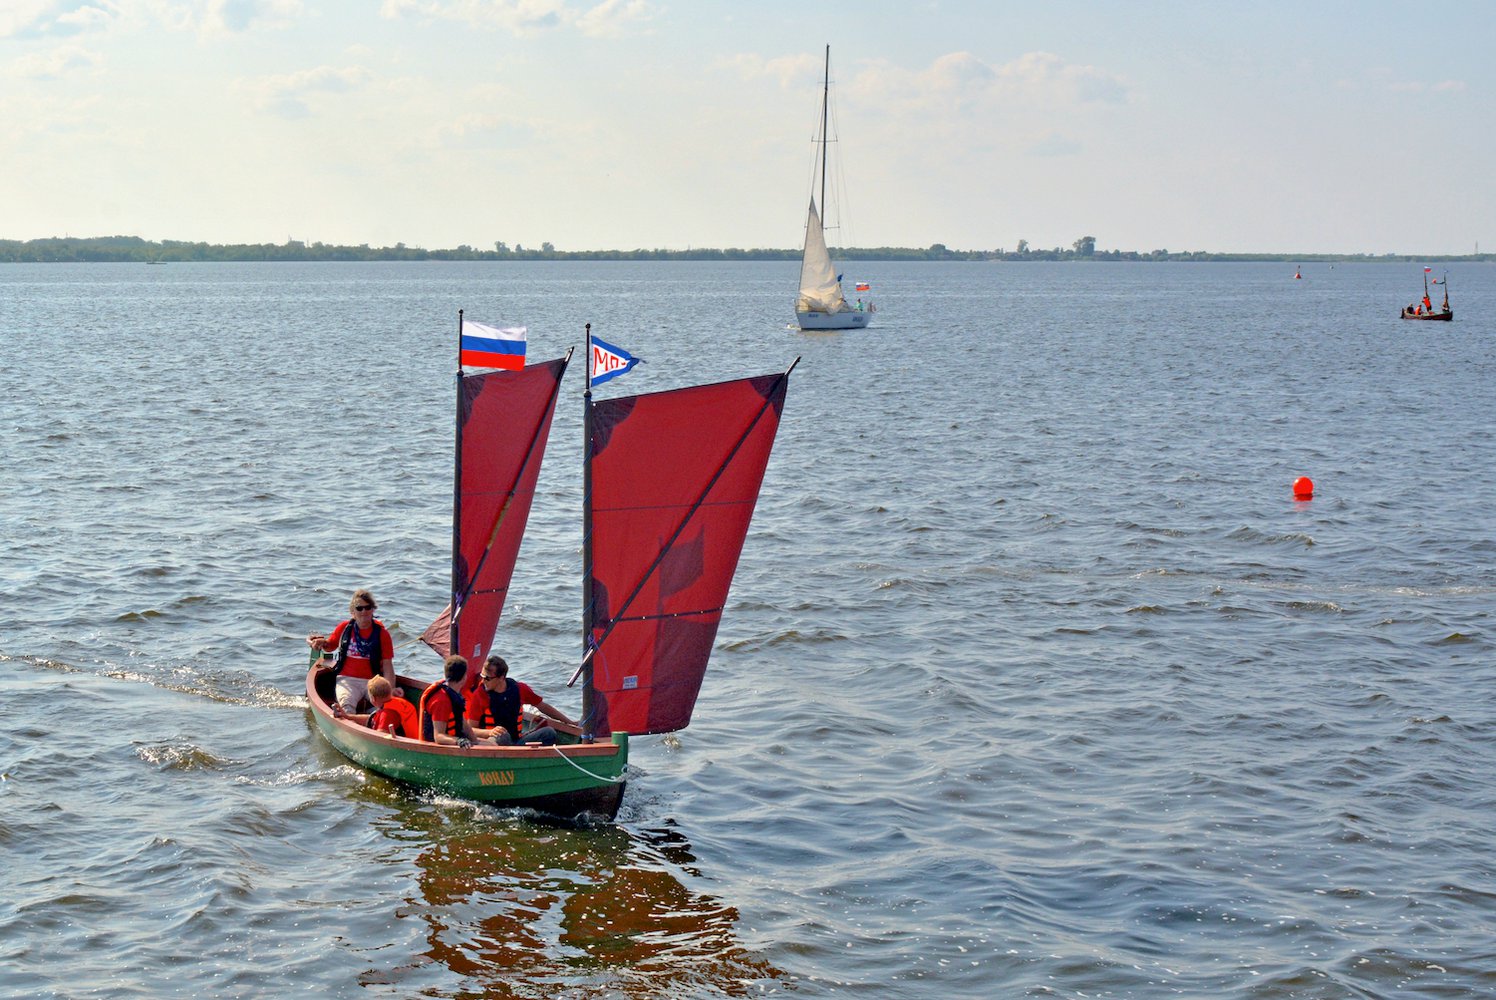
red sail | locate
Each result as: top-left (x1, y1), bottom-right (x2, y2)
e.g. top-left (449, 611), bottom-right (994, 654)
top-left (421, 357), bottom-right (568, 665)
top-left (587, 371), bottom-right (789, 735)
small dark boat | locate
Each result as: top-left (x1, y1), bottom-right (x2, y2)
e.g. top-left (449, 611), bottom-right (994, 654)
top-left (1401, 270), bottom-right (1452, 321)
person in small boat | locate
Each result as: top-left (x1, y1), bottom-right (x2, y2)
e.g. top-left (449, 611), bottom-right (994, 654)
top-left (465, 654), bottom-right (578, 746)
top-left (307, 588), bottom-right (395, 712)
top-left (420, 655), bottom-right (482, 748)
top-left (1423, 292), bottom-right (1434, 312)
top-left (334, 675), bottom-right (418, 738)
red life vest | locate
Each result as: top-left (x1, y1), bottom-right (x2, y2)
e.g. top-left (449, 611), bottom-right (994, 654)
top-left (367, 698), bottom-right (418, 739)
top-left (418, 682), bottom-right (465, 742)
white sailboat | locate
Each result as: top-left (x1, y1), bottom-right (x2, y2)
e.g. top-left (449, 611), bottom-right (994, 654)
top-left (796, 46), bottom-right (873, 331)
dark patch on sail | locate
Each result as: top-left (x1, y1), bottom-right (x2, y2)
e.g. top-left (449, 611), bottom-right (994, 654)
top-left (750, 372), bottom-right (789, 418)
top-left (589, 396), bottom-right (637, 456)
top-left (647, 615), bottom-right (720, 732)
top-left (590, 577), bottom-right (611, 627)
top-left (457, 371), bottom-right (488, 432)
top-left (658, 528), bottom-right (705, 598)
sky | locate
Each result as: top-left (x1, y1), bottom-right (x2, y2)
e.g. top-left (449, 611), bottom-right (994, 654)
top-left (2, 1), bottom-right (1492, 255)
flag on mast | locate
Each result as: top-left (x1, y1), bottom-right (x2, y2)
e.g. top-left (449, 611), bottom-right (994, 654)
top-left (589, 337), bottom-right (642, 387)
top-left (461, 321), bottom-right (527, 370)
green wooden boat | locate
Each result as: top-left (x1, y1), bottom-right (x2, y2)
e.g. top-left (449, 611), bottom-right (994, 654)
top-left (307, 667), bottom-right (628, 820)
top-left (307, 317), bottom-right (793, 822)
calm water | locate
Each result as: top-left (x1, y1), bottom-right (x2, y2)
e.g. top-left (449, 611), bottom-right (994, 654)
top-left (2, 260), bottom-right (1494, 998)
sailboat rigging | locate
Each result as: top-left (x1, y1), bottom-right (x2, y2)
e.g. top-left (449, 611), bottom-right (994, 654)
top-left (1400, 269), bottom-right (1452, 321)
top-left (796, 45), bottom-right (873, 331)
top-left (307, 316), bottom-right (795, 821)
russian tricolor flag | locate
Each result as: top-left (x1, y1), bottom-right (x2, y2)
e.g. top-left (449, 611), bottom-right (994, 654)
top-left (460, 321), bottom-right (526, 370)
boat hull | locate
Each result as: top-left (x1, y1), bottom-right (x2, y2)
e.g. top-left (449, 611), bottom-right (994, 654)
top-left (1400, 309), bottom-right (1453, 321)
top-left (307, 668), bottom-right (627, 821)
top-left (797, 309), bottom-right (872, 330)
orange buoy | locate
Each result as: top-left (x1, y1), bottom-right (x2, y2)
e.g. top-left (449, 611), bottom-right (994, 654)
top-left (1292, 476), bottom-right (1314, 500)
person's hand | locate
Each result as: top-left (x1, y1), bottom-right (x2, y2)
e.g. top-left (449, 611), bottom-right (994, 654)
top-left (331, 703), bottom-right (346, 718)
top-left (457, 737), bottom-right (472, 749)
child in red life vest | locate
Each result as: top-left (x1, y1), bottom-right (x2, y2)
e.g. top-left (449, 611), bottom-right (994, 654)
top-left (334, 675), bottom-right (417, 739)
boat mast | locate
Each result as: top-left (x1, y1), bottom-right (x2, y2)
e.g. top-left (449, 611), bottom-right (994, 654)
top-left (452, 310), bottom-right (465, 661)
top-left (580, 322), bottom-right (596, 739)
top-left (818, 44), bottom-right (830, 220)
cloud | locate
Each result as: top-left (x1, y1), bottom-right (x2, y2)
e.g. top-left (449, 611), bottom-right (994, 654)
top-left (6, 43), bottom-right (103, 78)
top-left (435, 112), bottom-right (538, 149)
top-left (716, 52), bottom-right (821, 90)
top-left (0, 1), bottom-right (120, 40)
top-left (379, 0), bottom-right (657, 36)
top-left (202, 0), bottom-right (304, 34)
top-left (1026, 131), bottom-right (1083, 157)
top-left (852, 50), bottom-right (1130, 116)
top-left (379, 0), bottom-right (566, 34)
top-left (247, 64), bottom-right (374, 119)
top-left (572, 0), bottom-right (655, 38)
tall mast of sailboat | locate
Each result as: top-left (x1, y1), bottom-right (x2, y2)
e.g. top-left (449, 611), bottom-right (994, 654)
top-left (818, 44), bottom-right (830, 220)
top-left (451, 309), bottom-right (465, 661)
top-left (580, 321), bottom-right (596, 739)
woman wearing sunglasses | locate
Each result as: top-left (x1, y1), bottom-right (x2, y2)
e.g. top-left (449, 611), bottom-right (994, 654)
top-left (307, 588), bottom-right (395, 713)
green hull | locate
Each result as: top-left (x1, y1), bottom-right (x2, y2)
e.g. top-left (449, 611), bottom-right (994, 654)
top-left (308, 669), bottom-right (627, 821)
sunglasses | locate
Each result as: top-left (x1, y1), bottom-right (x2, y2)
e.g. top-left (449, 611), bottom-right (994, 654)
top-left (354, 604), bottom-right (376, 611)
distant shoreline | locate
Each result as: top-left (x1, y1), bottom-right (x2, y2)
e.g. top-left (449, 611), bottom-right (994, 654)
top-left (2, 235), bottom-right (1490, 265)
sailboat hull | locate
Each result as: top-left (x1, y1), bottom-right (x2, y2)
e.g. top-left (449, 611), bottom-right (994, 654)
top-left (1400, 309), bottom-right (1452, 321)
top-left (308, 667), bottom-right (628, 821)
top-left (797, 309), bottom-right (872, 330)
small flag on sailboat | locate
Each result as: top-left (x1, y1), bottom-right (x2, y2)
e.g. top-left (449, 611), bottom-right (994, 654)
top-left (855, 282), bottom-right (871, 292)
top-left (1424, 266), bottom-right (1433, 273)
top-left (590, 337), bottom-right (642, 387)
top-left (460, 321), bottom-right (526, 371)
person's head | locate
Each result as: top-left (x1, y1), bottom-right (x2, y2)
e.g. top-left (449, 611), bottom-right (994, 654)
top-left (444, 655), bottom-right (468, 684)
top-left (349, 589), bottom-right (378, 620)
top-left (367, 675), bottom-right (392, 706)
top-left (482, 655), bottom-right (509, 685)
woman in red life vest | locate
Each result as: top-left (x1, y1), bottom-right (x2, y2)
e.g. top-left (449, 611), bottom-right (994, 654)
top-left (465, 654), bottom-right (578, 746)
top-left (307, 588), bottom-right (395, 713)
top-left (333, 675), bottom-right (418, 738)
top-left (419, 655), bottom-right (482, 748)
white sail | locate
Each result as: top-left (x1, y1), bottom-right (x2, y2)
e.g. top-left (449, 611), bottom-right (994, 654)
top-left (796, 199), bottom-right (850, 314)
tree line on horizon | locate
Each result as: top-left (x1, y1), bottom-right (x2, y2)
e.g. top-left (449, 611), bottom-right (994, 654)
top-left (1, 234), bottom-right (1488, 265)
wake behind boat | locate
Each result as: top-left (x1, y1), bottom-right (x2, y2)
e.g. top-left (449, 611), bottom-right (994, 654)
top-left (795, 45), bottom-right (873, 331)
top-left (307, 317), bottom-right (794, 821)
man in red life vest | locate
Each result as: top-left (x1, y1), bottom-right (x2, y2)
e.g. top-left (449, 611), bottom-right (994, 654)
top-left (334, 675), bottom-right (418, 738)
top-left (419, 655), bottom-right (482, 748)
top-left (307, 588), bottom-right (395, 712)
top-left (465, 654), bottom-right (578, 746)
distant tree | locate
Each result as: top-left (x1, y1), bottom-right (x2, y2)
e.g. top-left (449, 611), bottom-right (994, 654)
top-left (494, 241), bottom-right (509, 253)
top-left (1016, 239), bottom-right (1029, 254)
top-left (1073, 235), bottom-right (1096, 257)
top-left (541, 242), bottom-right (555, 253)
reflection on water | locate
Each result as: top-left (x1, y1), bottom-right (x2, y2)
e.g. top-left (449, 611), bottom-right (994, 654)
top-left (366, 809), bottom-right (781, 997)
